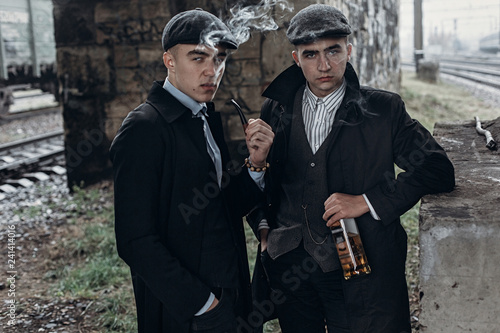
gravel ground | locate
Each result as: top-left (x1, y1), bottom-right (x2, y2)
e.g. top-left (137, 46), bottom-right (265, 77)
top-left (0, 174), bottom-right (102, 332)
top-left (0, 174), bottom-right (69, 237)
top-left (0, 111), bottom-right (63, 144)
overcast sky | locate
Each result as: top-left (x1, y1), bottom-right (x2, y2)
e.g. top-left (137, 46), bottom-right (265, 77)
top-left (400, 0), bottom-right (500, 57)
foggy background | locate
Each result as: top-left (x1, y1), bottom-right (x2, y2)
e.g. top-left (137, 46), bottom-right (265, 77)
top-left (400, 0), bottom-right (500, 60)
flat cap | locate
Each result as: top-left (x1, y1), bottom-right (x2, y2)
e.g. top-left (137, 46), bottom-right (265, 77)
top-left (162, 8), bottom-right (238, 51)
top-left (286, 4), bottom-right (351, 45)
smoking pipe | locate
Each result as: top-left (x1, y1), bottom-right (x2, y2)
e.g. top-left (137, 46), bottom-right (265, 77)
top-left (231, 99), bottom-right (248, 131)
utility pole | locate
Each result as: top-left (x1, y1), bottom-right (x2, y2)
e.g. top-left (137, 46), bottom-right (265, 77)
top-left (0, 22), bottom-right (7, 80)
top-left (414, 0), bottom-right (424, 71)
top-left (27, 0), bottom-right (40, 77)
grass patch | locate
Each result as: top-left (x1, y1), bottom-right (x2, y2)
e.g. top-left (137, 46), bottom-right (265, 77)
top-left (48, 184), bottom-right (137, 332)
top-left (401, 70), bottom-right (499, 130)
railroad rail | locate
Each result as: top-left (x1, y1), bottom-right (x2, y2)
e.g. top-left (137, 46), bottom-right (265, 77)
top-left (0, 130), bottom-right (65, 186)
top-left (439, 58), bottom-right (500, 89)
top-left (403, 56), bottom-right (500, 89)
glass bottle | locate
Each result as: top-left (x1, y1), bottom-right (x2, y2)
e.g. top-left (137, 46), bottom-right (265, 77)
top-left (330, 218), bottom-right (371, 280)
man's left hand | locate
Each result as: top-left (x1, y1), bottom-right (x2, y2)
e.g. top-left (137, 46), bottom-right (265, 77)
top-left (323, 193), bottom-right (370, 227)
top-left (245, 119), bottom-right (274, 167)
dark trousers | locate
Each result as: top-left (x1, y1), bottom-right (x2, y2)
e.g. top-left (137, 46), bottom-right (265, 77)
top-left (190, 288), bottom-right (238, 333)
top-left (262, 245), bottom-right (350, 333)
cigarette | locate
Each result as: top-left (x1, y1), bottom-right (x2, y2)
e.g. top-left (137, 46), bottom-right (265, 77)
top-left (231, 99), bottom-right (248, 131)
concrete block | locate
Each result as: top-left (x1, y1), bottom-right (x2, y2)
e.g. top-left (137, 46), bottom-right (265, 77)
top-left (115, 69), bottom-right (142, 95)
top-left (0, 184), bottom-right (17, 193)
top-left (138, 46), bottom-right (163, 64)
top-left (95, 2), bottom-right (139, 23)
top-left (417, 59), bottom-right (440, 83)
top-left (105, 95), bottom-right (141, 119)
top-left (140, 1), bottom-right (170, 21)
top-left (419, 117), bottom-right (500, 332)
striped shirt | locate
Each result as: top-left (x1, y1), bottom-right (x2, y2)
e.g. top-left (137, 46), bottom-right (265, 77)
top-left (302, 79), bottom-right (347, 154)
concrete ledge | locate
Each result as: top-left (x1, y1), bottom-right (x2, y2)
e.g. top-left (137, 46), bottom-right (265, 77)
top-left (419, 117), bottom-right (500, 332)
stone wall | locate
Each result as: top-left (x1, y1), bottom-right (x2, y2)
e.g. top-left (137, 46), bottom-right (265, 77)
top-left (419, 117), bottom-right (500, 332)
top-left (325, 0), bottom-right (401, 92)
top-left (52, 0), bottom-right (400, 187)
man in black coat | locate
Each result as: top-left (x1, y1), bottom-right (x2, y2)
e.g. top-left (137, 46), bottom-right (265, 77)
top-left (247, 4), bottom-right (455, 333)
top-left (110, 9), bottom-right (274, 333)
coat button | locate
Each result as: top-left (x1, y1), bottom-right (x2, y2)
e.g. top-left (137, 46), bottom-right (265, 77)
top-left (310, 162), bottom-right (315, 167)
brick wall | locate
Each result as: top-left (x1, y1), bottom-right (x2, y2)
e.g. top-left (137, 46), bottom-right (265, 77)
top-left (53, 0), bottom-right (400, 187)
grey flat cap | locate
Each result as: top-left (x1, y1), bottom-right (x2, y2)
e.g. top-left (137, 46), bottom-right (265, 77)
top-left (286, 4), bottom-right (351, 45)
top-left (162, 8), bottom-right (238, 51)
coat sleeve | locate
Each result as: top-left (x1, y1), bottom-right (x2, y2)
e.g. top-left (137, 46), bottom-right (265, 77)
top-left (364, 95), bottom-right (455, 225)
top-left (109, 112), bottom-right (211, 324)
top-left (244, 99), bottom-right (278, 237)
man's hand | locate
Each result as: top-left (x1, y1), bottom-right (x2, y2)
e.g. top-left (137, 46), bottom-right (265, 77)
top-left (323, 193), bottom-right (370, 228)
top-left (205, 297), bottom-right (219, 313)
top-left (245, 119), bottom-right (274, 167)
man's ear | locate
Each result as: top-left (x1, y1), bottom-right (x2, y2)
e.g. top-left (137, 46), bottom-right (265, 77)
top-left (163, 51), bottom-right (174, 71)
top-left (292, 50), bottom-right (300, 67)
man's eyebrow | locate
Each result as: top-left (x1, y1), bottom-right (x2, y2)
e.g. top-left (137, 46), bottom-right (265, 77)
top-left (187, 49), bottom-right (227, 58)
top-left (301, 49), bottom-right (318, 55)
top-left (301, 44), bottom-right (342, 55)
top-left (187, 50), bottom-right (209, 57)
top-left (324, 44), bottom-right (342, 52)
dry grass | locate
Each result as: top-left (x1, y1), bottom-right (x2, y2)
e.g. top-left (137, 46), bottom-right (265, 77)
top-left (401, 70), bottom-right (500, 130)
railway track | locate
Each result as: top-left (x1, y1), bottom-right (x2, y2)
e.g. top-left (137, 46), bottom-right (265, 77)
top-left (0, 130), bottom-right (66, 200)
top-left (439, 58), bottom-right (500, 89)
top-left (404, 56), bottom-right (500, 89)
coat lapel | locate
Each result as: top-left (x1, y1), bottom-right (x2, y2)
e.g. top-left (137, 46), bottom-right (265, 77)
top-left (145, 81), bottom-right (209, 159)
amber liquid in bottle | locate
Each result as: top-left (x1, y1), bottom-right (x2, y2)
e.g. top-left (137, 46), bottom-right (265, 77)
top-left (331, 219), bottom-right (371, 280)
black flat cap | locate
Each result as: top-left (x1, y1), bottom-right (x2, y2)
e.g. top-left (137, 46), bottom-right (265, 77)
top-left (286, 4), bottom-right (351, 45)
top-left (162, 8), bottom-right (238, 51)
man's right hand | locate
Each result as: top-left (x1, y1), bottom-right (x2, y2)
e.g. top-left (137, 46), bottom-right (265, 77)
top-left (245, 119), bottom-right (274, 168)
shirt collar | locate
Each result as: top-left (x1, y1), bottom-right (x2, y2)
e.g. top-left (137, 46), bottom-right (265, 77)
top-left (304, 78), bottom-right (347, 112)
top-left (163, 77), bottom-right (207, 116)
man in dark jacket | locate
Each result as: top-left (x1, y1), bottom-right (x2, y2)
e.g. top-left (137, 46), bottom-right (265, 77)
top-left (248, 4), bottom-right (455, 333)
top-left (110, 8), bottom-right (274, 333)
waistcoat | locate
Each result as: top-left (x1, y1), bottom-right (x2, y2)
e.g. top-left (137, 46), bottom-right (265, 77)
top-left (267, 89), bottom-right (340, 272)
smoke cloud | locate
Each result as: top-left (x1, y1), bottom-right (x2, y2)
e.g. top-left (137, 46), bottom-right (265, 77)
top-left (201, 0), bottom-right (294, 49)
top-left (226, 0), bottom-right (294, 45)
